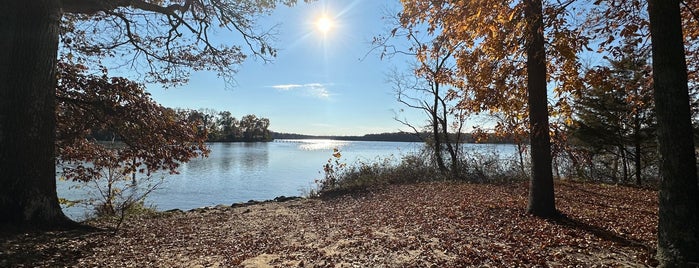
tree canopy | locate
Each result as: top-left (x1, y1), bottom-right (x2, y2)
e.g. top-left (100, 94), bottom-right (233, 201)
top-left (0, 0), bottom-right (310, 229)
top-left (56, 61), bottom-right (209, 182)
top-left (59, 0), bottom-right (309, 85)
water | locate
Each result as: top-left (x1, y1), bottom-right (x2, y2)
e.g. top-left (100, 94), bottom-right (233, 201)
top-left (57, 140), bottom-right (516, 220)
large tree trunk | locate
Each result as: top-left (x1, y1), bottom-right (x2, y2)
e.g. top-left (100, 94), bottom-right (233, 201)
top-left (524, 0), bottom-right (556, 218)
top-left (0, 1), bottom-right (74, 230)
top-left (647, 0), bottom-right (699, 266)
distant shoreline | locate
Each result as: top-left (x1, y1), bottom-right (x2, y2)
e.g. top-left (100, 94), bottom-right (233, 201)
top-left (269, 131), bottom-right (516, 144)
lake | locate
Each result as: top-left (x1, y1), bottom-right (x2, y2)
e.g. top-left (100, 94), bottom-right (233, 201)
top-left (57, 139), bottom-right (516, 220)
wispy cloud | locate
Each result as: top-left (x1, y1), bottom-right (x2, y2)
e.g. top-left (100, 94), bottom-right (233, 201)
top-left (269, 83), bottom-right (332, 99)
top-left (270, 84), bottom-right (303, 91)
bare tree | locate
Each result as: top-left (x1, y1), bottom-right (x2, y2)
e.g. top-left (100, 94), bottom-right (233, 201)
top-left (378, 25), bottom-right (467, 177)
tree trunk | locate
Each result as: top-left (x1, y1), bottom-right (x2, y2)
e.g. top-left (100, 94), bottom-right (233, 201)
top-left (0, 1), bottom-right (74, 230)
top-left (439, 94), bottom-right (459, 176)
top-left (517, 143), bottom-right (527, 177)
top-left (648, 0), bottom-right (699, 266)
top-left (633, 115), bottom-right (642, 186)
top-left (432, 83), bottom-right (447, 174)
top-left (619, 144), bottom-right (628, 183)
top-left (524, 0), bottom-right (556, 218)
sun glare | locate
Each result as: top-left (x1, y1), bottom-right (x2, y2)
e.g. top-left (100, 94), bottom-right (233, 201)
top-left (315, 16), bottom-right (333, 34)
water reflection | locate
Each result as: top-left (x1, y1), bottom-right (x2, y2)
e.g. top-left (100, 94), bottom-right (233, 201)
top-left (294, 139), bottom-right (350, 151)
top-left (217, 142), bottom-right (236, 172)
top-left (57, 140), bottom-right (516, 220)
top-left (240, 143), bottom-right (269, 171)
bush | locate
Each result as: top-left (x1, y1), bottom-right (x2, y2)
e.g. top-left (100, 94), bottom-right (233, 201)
top-left (313, 146), bottom-right (528, 196)
top-left (457, 150), bottom-right (529, 183)
top-left (313, 148), bottom-right (433, 195)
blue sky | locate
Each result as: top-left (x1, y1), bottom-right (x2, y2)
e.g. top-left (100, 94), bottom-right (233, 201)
top-left (147, 0), bottom-right (421, 136)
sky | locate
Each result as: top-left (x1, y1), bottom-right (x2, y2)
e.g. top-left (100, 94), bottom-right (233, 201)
top-left (147, 0), bottom-right (421, 136)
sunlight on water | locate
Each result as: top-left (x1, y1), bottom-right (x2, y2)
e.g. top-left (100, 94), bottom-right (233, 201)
top-left (293, 139), bottom-right (351, 151)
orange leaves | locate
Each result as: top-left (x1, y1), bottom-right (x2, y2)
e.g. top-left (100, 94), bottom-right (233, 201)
top-left (332, 148), bottom-right (342, 158)
top-left (400, 0), bottom-right (533, 128)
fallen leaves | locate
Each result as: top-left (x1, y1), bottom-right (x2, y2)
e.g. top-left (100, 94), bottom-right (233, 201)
top-left (1, 181), bottom-right (658, 267)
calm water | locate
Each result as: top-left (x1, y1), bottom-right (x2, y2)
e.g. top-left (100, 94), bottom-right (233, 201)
top-left (57, 140), bottom-right (516, 220)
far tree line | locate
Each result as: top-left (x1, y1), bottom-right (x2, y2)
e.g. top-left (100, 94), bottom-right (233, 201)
top-left (177, 109), bottom-right (272, 142)
top-left (88, 108), bottom-right (273, 143)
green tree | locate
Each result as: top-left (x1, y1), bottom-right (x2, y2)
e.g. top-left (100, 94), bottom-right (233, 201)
top-left (217, 111), bottom-right (240, 141)
top-left (571, 40), bottom-right (655, 185)
top-left (239, 114), bottom-right (271, 141)
top-left (0, 0), bottom-right (305, 229)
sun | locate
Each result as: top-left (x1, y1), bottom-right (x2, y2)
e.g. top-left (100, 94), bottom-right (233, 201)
top-left (315, 15), bottom-right (334, 34)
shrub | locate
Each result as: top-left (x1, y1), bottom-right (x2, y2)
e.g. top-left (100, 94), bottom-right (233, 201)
top-left (314, 146), bottom-right (531, 196)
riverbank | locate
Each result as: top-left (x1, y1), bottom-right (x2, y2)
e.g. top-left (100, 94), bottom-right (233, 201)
top-left (2, 181), bottom-right (657, 267)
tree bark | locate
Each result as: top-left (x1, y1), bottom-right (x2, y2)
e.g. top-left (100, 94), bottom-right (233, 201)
top-left (0, 1), bottom-right (75, 230)
top-left (647, 0), bottom-right (699, 266)
top-left (524, 0), bottom-right (557, 218)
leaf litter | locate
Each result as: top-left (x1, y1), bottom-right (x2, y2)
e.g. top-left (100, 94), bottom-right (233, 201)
top-left (1, 181), bottom-right (658, 267)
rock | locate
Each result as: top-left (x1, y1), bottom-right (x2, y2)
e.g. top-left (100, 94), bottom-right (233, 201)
top-left (274, 196), bottom-right (301, 202)
top-left (164, 209), bottom-right (183, 214)
top-left (190, 207), bottom-right (209, 213)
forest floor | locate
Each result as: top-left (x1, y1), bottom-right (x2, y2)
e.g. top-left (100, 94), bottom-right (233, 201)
top-left (1, 181), bottom-right (658, 267)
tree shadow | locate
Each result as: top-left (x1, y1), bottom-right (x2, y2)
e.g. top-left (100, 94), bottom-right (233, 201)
top-left (551, 213), bottom-right (658, 265)
top-left (0, 226), bottom-right (106, 267)
top-left (557, 182), bottom-right (657, 208)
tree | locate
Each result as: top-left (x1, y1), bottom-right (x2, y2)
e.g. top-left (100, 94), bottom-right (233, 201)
top-left (56, 62), bottom-right (208, 216)
top-left (398, 0), bottom-right (588, 217)
top-left (522, 0), bottom-right (556, 217)
top-left (1, 0), bottom-right (304, 229)
top-left (56, 61), bottom-right (209, 181)
top-left (376, 25), bottom-right (466, 177)
top-left (0, 1), bottom-right (70, 229)
top-left (571, 40), bottom-right (655, 185)
top-left (217, 111), bottom-right (240, 141)
top-left (239, 114), bottom-right (271, 141)
top-left (647, 0), bottom-right (699, 265)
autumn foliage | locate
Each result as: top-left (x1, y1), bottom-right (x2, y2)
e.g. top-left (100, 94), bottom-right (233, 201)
top-left (56, 61), bottom-right (209, 182)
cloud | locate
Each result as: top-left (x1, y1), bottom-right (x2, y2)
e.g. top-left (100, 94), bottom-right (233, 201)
top-left (306, 83), bottom-right (330, 98)
top-left (269, 83), bottom-right (332, 99)
top-left (270, 84), bottom-right (303, 91)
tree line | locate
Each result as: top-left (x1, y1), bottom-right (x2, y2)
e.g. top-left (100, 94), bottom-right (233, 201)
top-left (178, 109), bottom-right (272, 142)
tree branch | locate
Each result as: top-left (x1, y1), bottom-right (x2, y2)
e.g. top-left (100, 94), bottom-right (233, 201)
top-left (62, 0), bottom-right (192, 16)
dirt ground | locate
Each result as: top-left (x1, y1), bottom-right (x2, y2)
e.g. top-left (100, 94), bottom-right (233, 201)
top-left (1, 181), bottom-right (658, 267)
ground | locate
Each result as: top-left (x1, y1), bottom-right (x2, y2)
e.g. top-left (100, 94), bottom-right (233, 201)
top-left (1, 181), bottom-right (658, 267)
